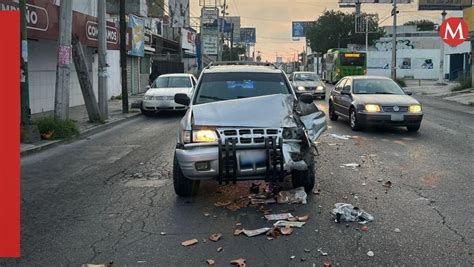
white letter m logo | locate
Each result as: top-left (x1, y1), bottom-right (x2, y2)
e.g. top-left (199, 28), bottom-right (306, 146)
top-left (444, 22), bottom-right (465, 40)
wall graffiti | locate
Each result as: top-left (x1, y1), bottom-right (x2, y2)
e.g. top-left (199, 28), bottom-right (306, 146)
top-left (375, 40), bottom-right (415, 51)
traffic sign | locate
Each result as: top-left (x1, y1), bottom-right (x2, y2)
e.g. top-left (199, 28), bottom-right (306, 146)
top-left (439, 18), bottom-right (468, 47)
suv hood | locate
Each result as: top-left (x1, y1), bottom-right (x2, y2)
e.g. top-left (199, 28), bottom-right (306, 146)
top-left (192, 94), bottom-right (298, 128)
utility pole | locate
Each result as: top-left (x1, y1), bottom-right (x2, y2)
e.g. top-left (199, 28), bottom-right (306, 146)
top-left (230, 23), bottom-right (234, 60)
top-left (365, 16), bottom-right (369, 53)
top-left (54, 0), bottom-right (73, 120)
top-left (438, 10), bottom-right (447, 84)
top-left (218, 0), bottom-right (227, 61)
top-left (391, 0), bottom-right (397, 80)
top-left (120, 0), bottom-right (129, 113)
top-left (20, 0), bottom-right (40, 143)
top-left (98, 0), bottom-right (108, 120)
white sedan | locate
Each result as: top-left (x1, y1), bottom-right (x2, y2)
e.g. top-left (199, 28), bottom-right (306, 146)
top-left (141, 73), bottom-right (197, 116)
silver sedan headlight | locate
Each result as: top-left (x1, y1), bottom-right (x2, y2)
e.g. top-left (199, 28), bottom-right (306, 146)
top-left (316, 86), bottom-right (324, 91)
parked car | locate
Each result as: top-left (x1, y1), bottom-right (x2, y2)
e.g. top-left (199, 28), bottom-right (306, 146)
top-left (172, 62), bottom-right (327, 197)
top-left (289, 72), bottom-right (326, 99)
top-left (328, 76), bottom-right (423, 132)
top-left (141, 73), bottom-right (197, 116)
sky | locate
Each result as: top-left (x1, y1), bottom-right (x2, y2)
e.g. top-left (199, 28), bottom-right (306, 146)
top-left (189, 0), bottom-right (463, 62)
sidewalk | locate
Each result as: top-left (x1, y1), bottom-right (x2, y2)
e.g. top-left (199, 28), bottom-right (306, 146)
top-left (404, 80), bottom-right (474, 106)
top-left (21, 95), bottom-right (143, 155)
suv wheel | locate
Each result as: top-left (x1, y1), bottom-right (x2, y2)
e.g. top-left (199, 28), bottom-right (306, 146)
top-left (349, 108), bottom-right (361, 131)
top-left (291, 147), bottom-right (315, 193)
top-left (329, 101), bottom-right (338, 121)
top-left (173, 153), bottom-right (200, 197)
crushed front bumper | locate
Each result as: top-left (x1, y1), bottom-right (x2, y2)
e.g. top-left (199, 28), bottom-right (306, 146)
top-left (175, 137), bottom-right (285, 184)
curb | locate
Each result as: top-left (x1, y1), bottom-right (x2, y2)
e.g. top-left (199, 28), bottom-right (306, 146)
top-left (21, 112), bottom-right (142, 156)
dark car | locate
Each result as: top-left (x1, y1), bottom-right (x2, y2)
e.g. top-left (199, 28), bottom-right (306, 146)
top-left (328, 76), bottom-right (423, 132)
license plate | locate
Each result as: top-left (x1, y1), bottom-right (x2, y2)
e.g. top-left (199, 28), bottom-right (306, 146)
top-left (391, 114), bottom-right (404, 121)
top-left (239, 150), bottom-right (266, 165)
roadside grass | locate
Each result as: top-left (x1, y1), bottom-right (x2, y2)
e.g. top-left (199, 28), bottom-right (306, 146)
top-left (33, 116), bottom-right (80, 140)
top-left (451, 73), bottom-right (472, 92)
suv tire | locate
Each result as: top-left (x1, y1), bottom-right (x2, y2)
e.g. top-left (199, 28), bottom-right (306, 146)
top-left (173, 153), bottom-right (200, 197)
top-left (291, 147), bottom-right (315, 193)
top-left (329, 101), bottom-right (338, 121)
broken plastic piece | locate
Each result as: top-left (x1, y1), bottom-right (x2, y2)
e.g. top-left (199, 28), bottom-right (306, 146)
top-left (273, 220), bottom-right (306, 228)
top-left (280, 226), bottom-right (293, 235)
top-left (330, 134), bottom-right (352, 140)
top-left (367, 251), bottom-right (375, 257)
top-left (181, 239), bottom-right (199, 247)
top-left (217, 247), bottom-right (223, 252)
top-left (209, 233), bottom-right (222, 242)
top-left (214, 201), bottom-right (231, 207)
top-left (264, 213), bottom-right (294, 221)
top-left (296, 215), bottom-right (309, 222)
top-left (207, 259), bottom-right (215, 266)
top-left (383, 181), bottom-right (392, 188)
top-left (332, 203), bottom-right (374, 223)
top-left (234, 229), bottom-right (244, 236)
top-left (341, 163), bottom-right (360, 168)
top-left (230, 258), bottom-right (246, 267)
top-left (361, 226), bottom-right (369, 232)
top-left (323, 260), bottom-right (332, 267)
top-left (276, 187), bottom-right (307, 204)
top-left (317, 248), bottom-right (328, 256)
top-left (243, 227), bottom-right (271, 237)
top-left (394, 228), bottom-right (401, 233)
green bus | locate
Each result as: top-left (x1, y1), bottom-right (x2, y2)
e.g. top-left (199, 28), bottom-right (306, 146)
top-left (322, 49), bottom-right (367, 84)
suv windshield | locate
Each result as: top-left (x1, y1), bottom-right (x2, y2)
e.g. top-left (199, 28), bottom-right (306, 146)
top-left (294, 73), bottom-right (320, 81)
top-left (195, 72), bottom-right (291, 104)
top-left (353, 79), bottom-right (406, 95)
top-left (152, 76), bottom-right (191, 88)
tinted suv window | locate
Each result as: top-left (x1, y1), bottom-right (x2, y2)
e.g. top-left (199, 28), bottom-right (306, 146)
top-left (195, 72), bottom-right (291, 104)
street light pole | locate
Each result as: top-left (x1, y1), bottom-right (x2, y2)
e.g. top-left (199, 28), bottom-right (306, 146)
top-left (438, 10), bottom-right (447, 84)
top-left (98, 0), bottom-right (108, 120)
top-left (391, 0), bottom-right (397, 80)
top-left (120, 0), bottom-right (129, 113)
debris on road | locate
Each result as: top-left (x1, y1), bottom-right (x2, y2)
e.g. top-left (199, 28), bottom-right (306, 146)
top-left (317, 248), bottom-right (328, 256)
top-left (296, 215), bottom-right (309, 221)
top-left (230, 258), bottom-right (246, 267)
top-left (273, 220), bottom-right (306, 228)
top-left (341, 163), bottom-right (360, 168)
top-left (204, 213), bottom-right (210, 217)
top-left (264, 213), bottom-right (294, 221)
top-left (209, 233), bottom-right (222, 242)
top-left (214, 201), bottom-right (232, 207)
top-left (234, 229), bottom-right (244, 236)
top-left (206, 259), bottom-right (215, 266)
top-left (160, 232), bottom-right (166, 236)
top-left (313, 188), bottom-right (321, 195)
top-left (367, 251), bottom-right (375, 257)
top-left (250, 183), bottom-right (261, 194)
top-left (276, 187), bottom-right (307, 204)
top-left (181, 239), bottom-right (199, 247)
top-left (266, 227), bottom-right (281, 239)
top-left (361, 225), bottom-right (369, 232)
top-left (332, 203), bottom-right (374, 224)
top-left (383, 181), bottom-right (392, 188)
top-left (280, 226), bottom-right (293, 235)
top-left (81, 264), bottom-right (108, 267)
top-left (394, 228), bottom-right (401, 233)
top-left (323, 260), bottom-right (332, 267)
top-left (290, 256), bottom-right (296, 260)
top-left (243, 227), bottom-right (272, 237)
top-left (217, 247), bottom-right (223, 252)
top-left (330, 134), bottom-right (353, 140)
top-left (304, 248), bottom-right (311, 253)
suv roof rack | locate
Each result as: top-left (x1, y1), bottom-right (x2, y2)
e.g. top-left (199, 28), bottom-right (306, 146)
top-left (206, 61), bottom-right (279, 69)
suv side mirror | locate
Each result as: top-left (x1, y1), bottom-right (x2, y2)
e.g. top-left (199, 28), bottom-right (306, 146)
top-left (288, 76), bottom-right (293, 81)
top-left (145, 85), bottom-right (151, 90)
top-left (404, 90), bottom-right (413, 96)
top-left (299, 93), bottom-right (314, 104)
top-left (175, 93), bottom-right (190, 106)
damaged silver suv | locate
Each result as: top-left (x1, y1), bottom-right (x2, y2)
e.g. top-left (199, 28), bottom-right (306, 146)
top-left (173, 62), bottom-right (327, 197)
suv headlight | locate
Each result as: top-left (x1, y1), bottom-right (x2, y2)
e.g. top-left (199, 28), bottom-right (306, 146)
top-left (192, 130), bottom-right (218, 143)
top-left (144, 95), bottom-right (153, 100)
top-left (297, 86), bottom-right (305, 91)
top-left (316, 86), bottom-right (324, 91)
top-left (365, 104), bottom-right (381, 112)
top-left (409, 104), bottom-right (422, 113)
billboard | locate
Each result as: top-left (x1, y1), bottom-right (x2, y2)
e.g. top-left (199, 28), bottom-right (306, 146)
top-left (201, 7), bottom-right (219, 24)
top-left (169, 0), bottom-right (190, 27)
top-left (226, 16), bottom-right (241, 42)
top-left (128, 15), bottom-right (145, 57)
top-left (419, 0), bottom-right (472, 10)
top-left (292, 21), bottom-right (315, 38)
top-left (339, 0), bottom-right (410, 3)
top-left (240, 28), bottom-right (256, 44)
top-left (202, 35), bottom-right (218, 55)
top-left (181, 28), bottom-right (196, 55)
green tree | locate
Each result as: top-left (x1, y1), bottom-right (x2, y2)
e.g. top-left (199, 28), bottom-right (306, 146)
top-left (306, 10), bottom-right (384, 54)
top-left (404, 20), bottom-right (435, 31)
top-left (222, 44), bottom-right (246, 61)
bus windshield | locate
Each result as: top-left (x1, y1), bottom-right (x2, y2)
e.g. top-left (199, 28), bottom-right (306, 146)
top-left (340, 53), bottom-right (366, 67)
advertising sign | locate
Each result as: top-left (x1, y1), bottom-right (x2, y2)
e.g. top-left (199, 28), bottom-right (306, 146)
top-left (226, 16), bottom-right (241, 41)
top-left (0, 0), bottom-right (120, 49)
top-left (169, 0), bottom-right (190, 27)
top-left (240, 28), bottom-right (256, 44)
top-left (201, 7), bottom-right (218, 23)
top-left (128, 15), bottom-right (145, 57)
top-left (439, 17), bottom-right (468, 47)
top-left (419, 0), bottom-right (471, 11)
top-left (181, 28), bottom-right (196, 55)
top-left (292, 21), bottom-right (315, 38)
top-left (202, 35), bottom-right (218, 55)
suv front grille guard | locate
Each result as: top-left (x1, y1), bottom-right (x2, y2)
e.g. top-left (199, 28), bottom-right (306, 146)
top-left (218, 137), bottom-right (284, 185)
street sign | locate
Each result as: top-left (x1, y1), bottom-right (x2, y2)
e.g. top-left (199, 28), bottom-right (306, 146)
top-left (292, 21), bottom-right (315, 38)
top-left (419, 0), bottom-right (472, 11)
top-left (202, 35), bottom-right (218, 55)
top-left (240, 28), bottom-right (256, 44)
top-left (439, 17), bottom-right (468, 47)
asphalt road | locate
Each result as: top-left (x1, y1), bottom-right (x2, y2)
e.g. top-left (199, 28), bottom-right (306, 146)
top-left (2, 89), bottom-right (473, 266)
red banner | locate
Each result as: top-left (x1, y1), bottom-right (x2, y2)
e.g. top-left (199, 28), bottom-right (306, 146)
top-left (0, 10), bottom-right (20, 258)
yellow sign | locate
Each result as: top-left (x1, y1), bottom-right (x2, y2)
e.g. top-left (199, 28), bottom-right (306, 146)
top-left (463, 6), bottom-right (474, 33)
top-left (344, 53), bottom-right (361, 58)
